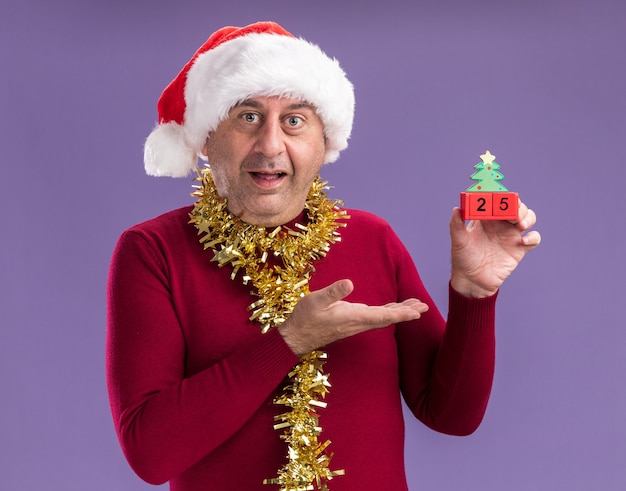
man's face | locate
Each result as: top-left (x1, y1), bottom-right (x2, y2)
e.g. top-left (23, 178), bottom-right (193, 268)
top-left (202, 96), bottom-right (327, 227)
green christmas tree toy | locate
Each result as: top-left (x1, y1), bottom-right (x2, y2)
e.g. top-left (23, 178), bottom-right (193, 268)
top-left (460, 151), bottom-right (519, 220)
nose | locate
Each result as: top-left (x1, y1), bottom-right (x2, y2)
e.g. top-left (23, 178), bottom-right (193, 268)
top-left (254, 118), bottom-right (286, 158)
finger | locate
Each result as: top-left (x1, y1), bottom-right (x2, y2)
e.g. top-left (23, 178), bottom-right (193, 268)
top-left (391, 298), bottom-right (430, 314)
top-left (517, 207), bottom-right (537, 231)
top-left (379, 300), bottom-right (429, 323)
top-left (449, 207), bottom-right (467, 237)
top-left (316, 279), bottom-right (354, 308)
top-left (521, 230), bottom-right (542, 248)
top-left (370, 302), bottom-right (425, 325)
top-left (450, 207), bottom-right (464, 225)
top-left (505, 199), bottom-right (527, 226)
top-left (517, 200), bottom-right (528, 220)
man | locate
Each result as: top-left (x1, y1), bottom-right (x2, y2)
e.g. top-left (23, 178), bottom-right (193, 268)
top-left (106, 21), bottom-right (540, 491)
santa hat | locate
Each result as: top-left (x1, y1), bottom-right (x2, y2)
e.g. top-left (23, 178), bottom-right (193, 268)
top-left (144, 21), bottom-right (355, 177)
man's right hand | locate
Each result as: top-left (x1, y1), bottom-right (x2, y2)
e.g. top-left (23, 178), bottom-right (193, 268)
top-left (278, 279), bottom-right (429, 356)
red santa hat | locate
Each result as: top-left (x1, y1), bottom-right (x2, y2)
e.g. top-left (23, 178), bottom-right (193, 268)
top-left (144, 21), bottom-right (355, 177)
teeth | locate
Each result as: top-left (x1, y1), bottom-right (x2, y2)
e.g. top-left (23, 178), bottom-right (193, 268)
top-left (252, 172), bottom-right (284, 177)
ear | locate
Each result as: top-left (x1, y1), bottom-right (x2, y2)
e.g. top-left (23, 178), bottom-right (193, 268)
top-left (201, 132), bottom-right (215, 158)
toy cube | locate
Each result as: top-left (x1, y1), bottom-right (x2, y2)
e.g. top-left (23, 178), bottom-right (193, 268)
top-left (460, 192), bottom-right (493, 220)
top-left (491, 192), bottom-right (519, 220)
top-left (460, 192), bottom-right (518, 221)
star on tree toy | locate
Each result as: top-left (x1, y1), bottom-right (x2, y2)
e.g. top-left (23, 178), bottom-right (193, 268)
top-left (460, 151), bottom-right (519, 220)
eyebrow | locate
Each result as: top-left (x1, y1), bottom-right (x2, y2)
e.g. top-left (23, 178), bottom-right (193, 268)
top-left (237, 99), bottom-right (316, 112)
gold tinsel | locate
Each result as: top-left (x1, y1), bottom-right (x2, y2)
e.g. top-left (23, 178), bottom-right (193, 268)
top-left (189, 165), bottom-right (348, 490)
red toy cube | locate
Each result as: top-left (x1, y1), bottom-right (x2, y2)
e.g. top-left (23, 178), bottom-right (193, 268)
top-left (460, 192), bottom-right (518, 221)
top-left (492, 192), bottom-right (519, 219)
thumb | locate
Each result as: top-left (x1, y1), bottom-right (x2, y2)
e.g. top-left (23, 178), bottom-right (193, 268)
top-left (449, 207), bottom-right (467, 237)
top-left (317, 279), bottom-right (354, 307)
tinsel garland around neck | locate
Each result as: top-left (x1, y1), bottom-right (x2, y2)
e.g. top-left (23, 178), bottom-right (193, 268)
top-left (188, 165), bottom-right (349, 490)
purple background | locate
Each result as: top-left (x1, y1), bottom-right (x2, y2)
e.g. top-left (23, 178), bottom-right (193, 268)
top-left (2, 0), bottom-right (625, 489)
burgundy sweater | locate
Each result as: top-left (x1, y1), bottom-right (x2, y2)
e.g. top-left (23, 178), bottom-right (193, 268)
top-left (106, 206), bottom-right (496, 490)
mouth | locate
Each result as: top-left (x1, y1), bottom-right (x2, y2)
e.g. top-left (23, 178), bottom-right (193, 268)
top-left (249, 171), bottom-right (287, 188)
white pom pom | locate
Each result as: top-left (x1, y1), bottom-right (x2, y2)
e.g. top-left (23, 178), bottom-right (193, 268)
top-left (144, 122), bottom-right (197, 177)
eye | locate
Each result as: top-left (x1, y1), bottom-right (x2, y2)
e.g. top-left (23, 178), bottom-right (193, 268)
top-left (285, 116), bottom-right (303, 127)
top-left (241, 113), bottom-right (259, 123)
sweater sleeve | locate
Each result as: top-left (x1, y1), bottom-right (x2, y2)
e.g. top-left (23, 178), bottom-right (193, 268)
top-left (393, 235), bottom-right (497, 436)
top-left (105, 228), bottom-right (299, 484)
